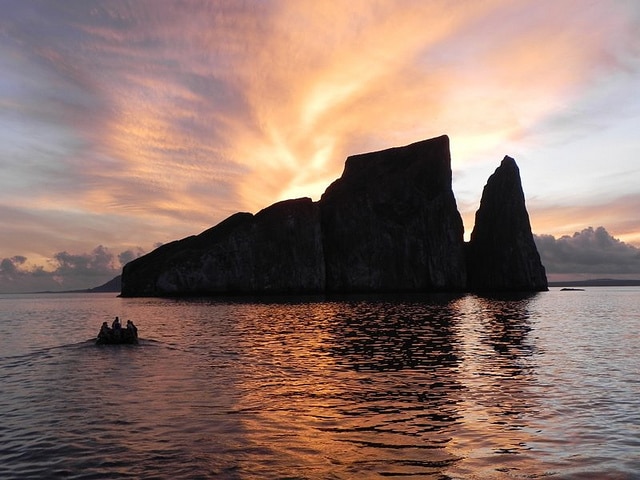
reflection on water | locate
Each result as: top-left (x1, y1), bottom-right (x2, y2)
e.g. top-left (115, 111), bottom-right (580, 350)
top-left (0, 291), bottom-right (638, 479)
top-left (447, 295), bottom-right (542, 478)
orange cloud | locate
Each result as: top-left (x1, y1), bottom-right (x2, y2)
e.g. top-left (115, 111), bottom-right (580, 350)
top-left (229, 1), bottom-right (504, 207)
top-left (2, 0), bottom-right (638, 271)
top-left (214, 0), bottom-right (638, 218)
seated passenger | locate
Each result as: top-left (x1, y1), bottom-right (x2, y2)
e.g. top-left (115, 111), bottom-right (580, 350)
top-left (99, 321), bottom-right (111, 339)
top-left (126, 320), bottom-right (138, 339)
top-left (111, 316), bottom-right (122, 339)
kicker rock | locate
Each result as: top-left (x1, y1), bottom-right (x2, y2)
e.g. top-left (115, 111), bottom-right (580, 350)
top-left (121, 136), bottom-right (547, 297)
top-left (320, 135), bottom-right (466, 292)
top-left (465, 156), bottom-right (548, 292)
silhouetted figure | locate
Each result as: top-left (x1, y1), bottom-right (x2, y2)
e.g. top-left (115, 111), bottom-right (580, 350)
top-left (111, 316), bottom-right (122, 339)
top-left (126, 320), bottom-right (138, 340)
top-left (99, 321), bottom-right (111, 338)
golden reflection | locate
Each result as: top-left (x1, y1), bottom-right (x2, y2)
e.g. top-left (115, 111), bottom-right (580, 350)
top-left (231, 301), bottom-right (368, 474)
top-left (232, 297), bottom-right (467, 476)
top-left (228, 294), bottom-right (549, 476)
top-left (445, 294), bottom-right (543, 476)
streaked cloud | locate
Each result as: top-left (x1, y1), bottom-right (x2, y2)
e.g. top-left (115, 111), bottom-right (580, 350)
top-left (0, 1), bottom-right (639, 290)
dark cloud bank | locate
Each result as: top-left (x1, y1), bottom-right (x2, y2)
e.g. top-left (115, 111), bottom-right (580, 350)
top-left (1, 227), bottom-right (638, 293)
top-left (534, 226), bottom-right (640, 278)
top-left (0, 246), bottom-right (144, 293)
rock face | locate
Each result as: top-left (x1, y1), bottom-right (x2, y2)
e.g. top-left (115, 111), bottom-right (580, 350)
top-left (320, 135), bottom-right (466, 292)
top-left (122, 198), bottom-right (325, 296)
top-left (121, 136), bottom-right (547, 297)
top-left (465, 156), bottom-right (548, 292)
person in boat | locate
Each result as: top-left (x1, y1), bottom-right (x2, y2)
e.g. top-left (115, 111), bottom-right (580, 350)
top-left (126, 320), bottom-right (138, 339)
top-left (111, 316), bottom-right (122, 339)
top-left (99, 321), bottom-right (111, 338)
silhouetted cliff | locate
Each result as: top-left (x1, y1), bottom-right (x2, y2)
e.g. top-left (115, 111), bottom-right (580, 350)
top-left (121, 136), bottom-right (547, 297)
top-left (122, 198), bottom-right (324, 296)
top-left (320, 136), bottom-right (466, 292)
top-left (466, 156), bottom-right (548, 292)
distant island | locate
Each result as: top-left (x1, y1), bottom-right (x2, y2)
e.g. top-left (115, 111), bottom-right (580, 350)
top-left (121, 135), bottom-right (548, 297)
top-left (30, 275), bottom-right (122, 294)
top-left (87, 275), bottom-right (122, 292)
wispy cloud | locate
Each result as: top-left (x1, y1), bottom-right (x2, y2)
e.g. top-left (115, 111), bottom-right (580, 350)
top-left (0, 1), bottom-right (639, 290)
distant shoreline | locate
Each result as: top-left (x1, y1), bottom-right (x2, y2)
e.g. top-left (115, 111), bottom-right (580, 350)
top-left (13, 277), bottom-right (640, 295)
top-left (548, 279), bottom-right (640, 287)
top-left (21, 275), bottom-right (122, 294)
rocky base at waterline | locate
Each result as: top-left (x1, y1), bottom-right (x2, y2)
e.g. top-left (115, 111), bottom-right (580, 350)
top-left (121, 135), bottom-right (547, 297)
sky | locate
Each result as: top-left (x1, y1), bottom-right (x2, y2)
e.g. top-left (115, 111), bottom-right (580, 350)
top-left (1, 0), bottom-right (640, 292)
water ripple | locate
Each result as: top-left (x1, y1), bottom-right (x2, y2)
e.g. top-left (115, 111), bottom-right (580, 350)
top-left (0, 291), bottom-right (638, 478)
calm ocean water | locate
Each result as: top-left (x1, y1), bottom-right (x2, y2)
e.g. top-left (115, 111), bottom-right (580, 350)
top-left (0, 288), bottom-right (638, 479)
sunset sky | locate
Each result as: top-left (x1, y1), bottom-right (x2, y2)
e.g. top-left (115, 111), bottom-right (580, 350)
top-left (1, 0), bottom-right (640, 292)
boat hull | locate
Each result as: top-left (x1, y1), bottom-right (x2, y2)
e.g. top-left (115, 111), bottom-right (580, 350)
top-left (96, 329), bottom-right (138, 345)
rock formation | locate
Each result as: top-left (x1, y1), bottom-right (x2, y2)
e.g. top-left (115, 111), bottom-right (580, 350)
top-left (121, 136), bottom-right (547, 297)
top-left (465, 156), bottom-right (548, 292)
top-left (122, 198), bottom-right (324, 296)
top-left (320, 135), bottom-right (466, 292)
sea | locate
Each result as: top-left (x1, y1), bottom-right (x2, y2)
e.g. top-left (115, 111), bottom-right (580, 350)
top-left (0, 287), bottom-right (638, 479)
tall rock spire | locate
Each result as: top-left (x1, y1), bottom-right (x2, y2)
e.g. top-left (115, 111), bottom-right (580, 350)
top-left (320, 135), bottom-right (466, 292)
top-left (466, 156), bottom-right (548, 292)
